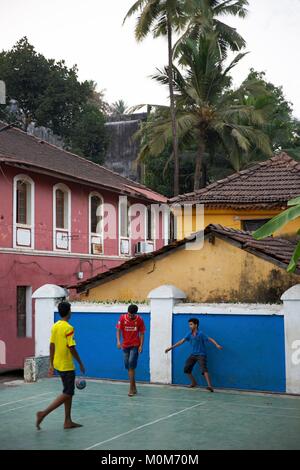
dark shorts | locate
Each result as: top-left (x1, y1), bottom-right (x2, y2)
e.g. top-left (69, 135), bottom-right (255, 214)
top-left (123, 346), bottom-right (139, 370)
top-left (184, 355), bottom-right (208, 375)
top-left (58, 370), bottom-right (75, 396)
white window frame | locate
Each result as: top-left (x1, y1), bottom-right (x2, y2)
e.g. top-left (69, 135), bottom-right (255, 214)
top-left (13, 174), bottom-right (35, 250)
top-left (144, 205), bottom-right (156, 251)
top-left (26, 286), bottom-right (33, 338)
top-left (89, 192), bottom-right (104, 255)
top-left (119, 196), bottom-right (131, 257)
top-left (53, 183), bottom-right (71, 252)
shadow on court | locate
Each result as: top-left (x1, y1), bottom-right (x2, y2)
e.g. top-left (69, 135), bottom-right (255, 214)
top-left (0, 378), bottom-right (300, 450)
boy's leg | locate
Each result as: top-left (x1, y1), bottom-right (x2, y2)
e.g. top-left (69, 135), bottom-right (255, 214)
top-left (128, 348), bottom-right (139, 396)
top-left (184, 356), bottom-right (197, 387)
top-left (128, 369), bottom-right (136, 396)
top-left (199, 356), bottom-right (214, 392)
top-left (62, 371), bottom-right (82, 428)
top-left (64, 395), bottom-right (82, 429)
top-left (36, 394), bottom-right (69, 429)
top-left (36, 370), bottom-right (82, 429)
top-left (123, 348), bottom-right (134, 396)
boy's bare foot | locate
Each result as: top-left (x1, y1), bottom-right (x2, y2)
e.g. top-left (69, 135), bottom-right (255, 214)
top-left (36, 411), bottom-right (46, 430)
top-left (64, 421), bottom-right (83, 429)
top-left (188, 383), bottom-right (197, 388)
top-left (128, 390), bottom-right (135, 397)
top-left (206, 387), bottom-right (214, 392)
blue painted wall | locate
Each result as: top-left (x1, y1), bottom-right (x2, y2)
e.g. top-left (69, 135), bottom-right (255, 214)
top-left (54, 312), bottom-right (150, 382)
top-left (172, 314), bottom-right (286, 392)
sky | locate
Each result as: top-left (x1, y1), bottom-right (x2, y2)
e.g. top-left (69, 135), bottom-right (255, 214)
top-left (1, 0), bottom-right (300, 117)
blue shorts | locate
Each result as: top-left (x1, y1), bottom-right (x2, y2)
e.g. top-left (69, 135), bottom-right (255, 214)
top-left (123, 346), bottom-right (139, 370)
top-left (58, 370), bottom-right (75, 396)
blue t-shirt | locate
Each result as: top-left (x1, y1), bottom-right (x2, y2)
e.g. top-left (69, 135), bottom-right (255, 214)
top-left (185, 330), bottom-right (209, 356)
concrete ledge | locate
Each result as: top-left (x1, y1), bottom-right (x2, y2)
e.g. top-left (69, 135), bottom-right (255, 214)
top-left (24, 356), bottom-right (50, 383)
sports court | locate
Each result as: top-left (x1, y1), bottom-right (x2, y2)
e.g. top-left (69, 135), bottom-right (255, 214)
top-left (0, 378), bottom-right (300, 450)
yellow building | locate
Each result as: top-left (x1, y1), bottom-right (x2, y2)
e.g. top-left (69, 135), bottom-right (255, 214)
top-left (170, 153), bottom-right (300, 239)
top-left (72, 225), bottom-right (300, 304)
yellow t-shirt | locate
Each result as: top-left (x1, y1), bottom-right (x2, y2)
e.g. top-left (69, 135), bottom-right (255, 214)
top-left (50, 320), bottom-right (76, 372)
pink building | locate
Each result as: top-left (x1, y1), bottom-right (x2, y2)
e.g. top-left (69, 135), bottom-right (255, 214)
top-left (0, 122), bottom-right (168, 370)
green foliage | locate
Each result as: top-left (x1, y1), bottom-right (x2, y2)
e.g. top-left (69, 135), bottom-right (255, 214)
top-left (138, 35), bottom-right (272, 190)
top-left (67, 104), bottom-right (108, 164)
top-left (253, 198), bottom-right (300, 274)
top-left (0, 37), bottom-right (108, 163)
top-left (110, 99), bottom-right (128, 116)
top-left (230, 69), bottom-right (300, 160)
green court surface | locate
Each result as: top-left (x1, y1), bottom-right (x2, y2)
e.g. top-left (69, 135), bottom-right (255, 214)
top-left (0, 378), bottom-right (300, 450)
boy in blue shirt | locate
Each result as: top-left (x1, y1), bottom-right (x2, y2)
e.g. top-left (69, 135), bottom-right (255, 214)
top-left (165, 318), bottom-right (222, 392)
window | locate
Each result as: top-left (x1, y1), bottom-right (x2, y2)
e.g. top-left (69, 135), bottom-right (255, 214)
top-left (169, 212), bottom-right (177, 242)
top-left (17, 181), bottom-right (27, 224)
top-left (56, 189), bottom-right (65, 229)
top-left (53, 184), bottom-right (71, 251)
top-left (119, 196), bottom-right (130, 255)
top-left (146, 206), bottom-right (156, 241)
top-left (17, 286), bottom-right (32, 338)
top-left (146, 206), bottom-right (152, 241)
top-left (242, 219), bottom-right (271, 232)
top-left (13, 175), bottom-right (35, 249)
top-left (89, 193), bottom-right (104, 254)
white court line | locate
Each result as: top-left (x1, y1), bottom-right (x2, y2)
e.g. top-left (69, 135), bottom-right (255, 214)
top-left (0, 392), bottom-right (53, 408)
top-left (80, 393), bottom-right (300, 412)
top-left (82, 392), bottom-right (202, 404)
top-left (76, 397), bottom-right (207, 410)
top-left (0, 398), bottom-right (53, 415)
top-left (85, 401), bottom-right (207, 450)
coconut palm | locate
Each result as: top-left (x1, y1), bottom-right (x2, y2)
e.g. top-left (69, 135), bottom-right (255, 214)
top-left (124, 0), bottom-right (249, 195)
top-left (124, 0), bottom-right (189, 195)
top-left (175, 0), bottom-right (249, 59)
top-left (137, 35), bottom-right (272, 191)
top-left (254, 197), bottom-right (300, 273)
top-left (110, 99), bottom-right (128, 116)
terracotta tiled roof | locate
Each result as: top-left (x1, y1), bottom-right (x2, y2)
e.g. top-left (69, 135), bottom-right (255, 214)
top-left (71, 224), bottom-right (300, 293)
top-left (171, 154), bottom-right (300, 208)
top-left (0, 122), bottom-right (167, 202)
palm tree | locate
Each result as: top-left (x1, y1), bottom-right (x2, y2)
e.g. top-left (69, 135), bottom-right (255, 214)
top-left (110, 99), bottom-right (128, 116)
top-left (137, 35), bottom-right (272, 191)
top-left (174, 0), bottom-right (249, 59)
top-left (124, 0), bottom-right (249, 195)
top-left (254, 197), bottom-right (300, 273)
top-left (124, 0), bottom-right (188, 195)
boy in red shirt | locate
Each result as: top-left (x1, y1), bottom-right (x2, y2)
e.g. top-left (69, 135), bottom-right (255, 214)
top-left (116, 304), bottom-right (145, 397)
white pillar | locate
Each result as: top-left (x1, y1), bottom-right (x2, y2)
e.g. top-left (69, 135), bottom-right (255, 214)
top-left (281, 285), bottom-right (300, 394)
top-left (148, 285), bottom-right (186, 384)
top-left (32, 284), bottom-right (68, 357)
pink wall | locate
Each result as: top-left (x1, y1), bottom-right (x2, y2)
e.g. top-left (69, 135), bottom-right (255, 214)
top-left (0, 165), bottom-right (165, 368)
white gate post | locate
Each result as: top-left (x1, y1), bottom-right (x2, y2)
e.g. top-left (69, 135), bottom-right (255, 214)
top-left (148, 285), bottom-right (186, 384)
top-left (281, 285), bottom-right (300, 394)
top-left (32, 284), bottom-right (68, 357)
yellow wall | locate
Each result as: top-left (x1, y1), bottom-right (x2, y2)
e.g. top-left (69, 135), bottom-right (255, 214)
top-left (175, 208), bottom-right (300, 239)
top-left (81, 237), bottom-right (299, 304)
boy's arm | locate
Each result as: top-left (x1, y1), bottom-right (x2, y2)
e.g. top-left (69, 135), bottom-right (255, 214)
top-left (49, 343), bottom-right (55, 376)
top-left (165, 338), bottom-right (186, 353)
top-left (116, 329), bottom-right (122, 349)
top-left (138, 334), bottom-right (144, 353)
top-left (69, 347), bottom-right (85, 374)
top-left (208, 337), bottom-right (223, 350)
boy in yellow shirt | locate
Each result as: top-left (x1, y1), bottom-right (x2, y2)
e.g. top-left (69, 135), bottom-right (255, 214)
top-left (36, 301), bottom-right (85, 430)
